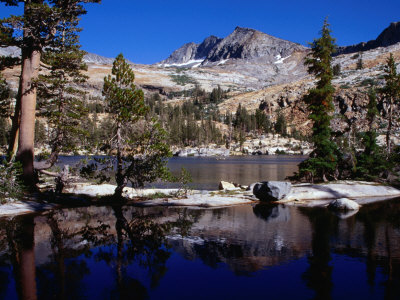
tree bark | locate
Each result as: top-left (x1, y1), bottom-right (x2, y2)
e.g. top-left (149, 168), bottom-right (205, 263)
top-left (114, 121), bottom-right (126, 198)
top-left (386, 98), bottom-right (393, 155)
top-left (16, 47), bottom-right (41, 186)
top-left (13, 0), bottom-right (43, 186)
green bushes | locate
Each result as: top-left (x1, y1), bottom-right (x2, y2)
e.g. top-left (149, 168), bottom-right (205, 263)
top-left (0, 160), bottom-right (26, 204)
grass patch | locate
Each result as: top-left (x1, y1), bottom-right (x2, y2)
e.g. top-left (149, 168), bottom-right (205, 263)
top-left (145, 192), bottom-right (173, 200)
top-left (170, 74), bottom-right (198, 86)
top-left (358, 78), bottom-right (376, 87)
top-left (275, 149), bottom-right (287, 155)
top-left (340, 84), bottom-right (351, 89)
top-left (209, 189), bottom-right (242, 196)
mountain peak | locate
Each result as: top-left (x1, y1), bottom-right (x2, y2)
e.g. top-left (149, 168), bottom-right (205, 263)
top-left (234, 26), bottom-right (256, 32)
top-left (204, 26), bottom-right (305, 63)
top-left (158, 26), bottom-right (307, 76)
top-left (159, 36), bottom-right (222, 66)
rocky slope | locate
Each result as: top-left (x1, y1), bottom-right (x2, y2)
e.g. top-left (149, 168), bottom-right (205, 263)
top-left (217, 39), bottom-right (400, 139)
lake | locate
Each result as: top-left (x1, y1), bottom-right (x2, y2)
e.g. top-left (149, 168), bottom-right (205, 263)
top-left (1, 201), bottom-right (400, 299)
top-left (58, 155), bottom-right (306, 190)
top-left (2, 155), bottom-right (399, 299)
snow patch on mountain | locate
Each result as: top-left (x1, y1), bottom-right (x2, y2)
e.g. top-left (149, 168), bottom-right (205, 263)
top-left (217, 59), bottom-right (229, 65)
top-left (274, 54), bottom-right (291, 64)
top-left (161, 58), bottom-right (205, 68)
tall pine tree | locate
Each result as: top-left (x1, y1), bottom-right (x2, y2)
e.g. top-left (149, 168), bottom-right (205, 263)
top-left (355, 89), bottom-right (386, 179)
top-left (35, 10), bottom-right (88, 170)
top-left (101, 54), bottom-right (171, 198)
top-left (0, 0), bottom-right (99, 186)
top-left (298, 18), bottom-right (339, 182)
top-left (380, 53), bottom-right (400, 155)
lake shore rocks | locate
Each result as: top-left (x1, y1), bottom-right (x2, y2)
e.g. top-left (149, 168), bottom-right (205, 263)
top-left (0, 201), bottom-right (58, 217)
top-left (174, 147), bottom-right (230, 157)
top-left (281, 181), bottom-right (400, 205)
top-left (63, 183), bottom-right (180, 199)
top-left (252, 181), bottom-right (292, 201)
top-left (170, 134), bottom-right (312, 157)
top-left (2, 181), bottom-right (400, 217)
top-left (218, 181), bottom-right (237, 190)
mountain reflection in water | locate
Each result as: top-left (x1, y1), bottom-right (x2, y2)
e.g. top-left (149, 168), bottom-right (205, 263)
top-left (0, 199), bottom-right (400, 299)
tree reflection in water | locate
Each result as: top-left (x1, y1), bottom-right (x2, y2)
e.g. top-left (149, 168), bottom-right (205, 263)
top-left (299, 200), bottom-right (400, 300)
top-left (0, 206), bottom-right (195, 300)
top-left (356, 200), bottom-right (400, 299)
top-left (36, 211), bottom-right (109, 300)
top-left (0, 200), bottom-right (400, 299)
top-left (1, 216), bottom-right (37, 300)
top-left (300, 207), bottom-right (338, 300)
top-left (108, 206), bottom-right (171, 298)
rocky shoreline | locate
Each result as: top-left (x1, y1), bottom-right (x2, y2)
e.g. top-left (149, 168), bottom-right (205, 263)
top-left (172, 134), bottom-right (312, 157)
top-left (1, 180), bottom-right (400, 218)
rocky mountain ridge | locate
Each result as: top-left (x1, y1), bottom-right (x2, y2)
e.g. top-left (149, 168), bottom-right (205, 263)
top-left (159, 35), bottom-right (222, 67)
top-left (159, 27), bottom-right (306, 67)
top-left (203, 26), bottom-right (306, 64)
top-left (336, 22), bottom-right (400, 55)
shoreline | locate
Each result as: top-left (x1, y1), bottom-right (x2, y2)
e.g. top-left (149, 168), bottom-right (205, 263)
top-left (1, 181), bottom-right (400, 218)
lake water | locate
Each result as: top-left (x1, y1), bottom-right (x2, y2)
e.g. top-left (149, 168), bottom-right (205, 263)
top-left (59, 155), bottom-right (306, 190)
top-left (1, 200), bottom-right (400, 299)
top-left (3, 155), bottom-right (398, 299)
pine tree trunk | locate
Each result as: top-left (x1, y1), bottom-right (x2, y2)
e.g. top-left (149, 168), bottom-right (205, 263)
top-left (16, 47), bottom-right (41, 186)
top-left (386, 98), bottom-right (393, 155)
top-left (15, 0), bottom-right (42, 186)
top-left (7, 78), bottom-right (22, 159)
top-left (114, 121), bottom-right (125, 198)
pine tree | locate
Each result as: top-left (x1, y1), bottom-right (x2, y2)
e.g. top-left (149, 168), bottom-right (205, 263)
top-left (380, 53), bottom-right (400, 155)
top-left (332, 64), bottom-right (341, 76)
top-left (0, 0), bottom-right (99, 186)
top-left (35, 7), bottom-right (89, 170)
top-left (274, 112), bottom-right (287, 136)
top-left (298, 18), bottom-right (339, 182)
top-left (356, 89), bottom-right (386, 179)
top-left (356, 53), bottom-right (364, 70)
top-left (101, 54), bottom-right (171, 198)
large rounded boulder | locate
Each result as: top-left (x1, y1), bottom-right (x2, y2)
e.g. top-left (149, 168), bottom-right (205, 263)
top-left (252, 181), bottom-right (292, 202)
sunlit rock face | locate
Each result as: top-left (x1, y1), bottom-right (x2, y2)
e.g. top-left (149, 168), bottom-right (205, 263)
top-left (159, 35), bottom-right (223, 67)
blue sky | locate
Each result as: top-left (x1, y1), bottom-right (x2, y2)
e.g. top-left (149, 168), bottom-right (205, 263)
top-left (1, 0), bottom-right (400, 64)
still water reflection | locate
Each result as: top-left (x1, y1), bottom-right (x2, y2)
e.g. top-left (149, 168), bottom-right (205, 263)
top-left (167, 156), bottom-right (305, 190)
top-left (59, 155), bottom-right (306, 190)
top-left (1, 199), bottom-right (400, 299)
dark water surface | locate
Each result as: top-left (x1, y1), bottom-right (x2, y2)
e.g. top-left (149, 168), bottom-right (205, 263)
top-left (58, 155), bottom-right (306, 190)
top-left (1, 200), bottom-right (400, 300)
